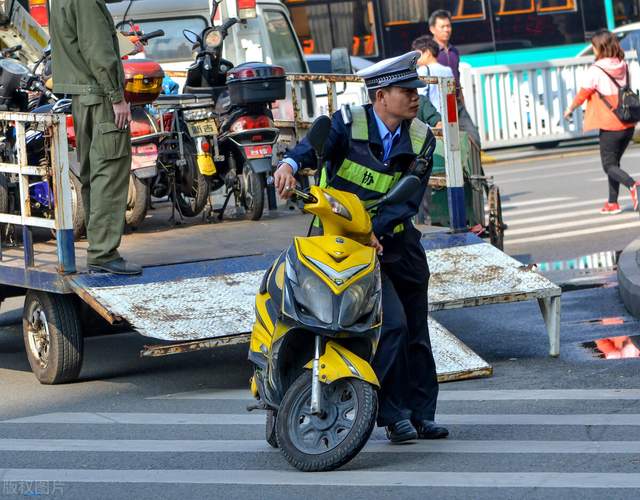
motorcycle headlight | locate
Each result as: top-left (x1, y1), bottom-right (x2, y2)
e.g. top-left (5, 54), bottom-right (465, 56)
top-left (204, 29), bottom-right (223, 50)
top-left (323, 192), bottom-right (351, 221)
top-left (338, 267), bottom-right (380, 327)
top-left (286, 257), bottom-right (333, 324)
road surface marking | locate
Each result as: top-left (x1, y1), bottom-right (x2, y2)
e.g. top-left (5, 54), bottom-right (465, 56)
top-left (1, 469), bottom-right (639, 488)
top-left (506, 220), bottom-right (640, 246)
top-left (507, 211), bottom-right (640, 236)
top-left (149, 388), bottom-right (640, 401)
top-left (1, 438), bottom-right (638, 454)
top-left (4, 413), bottom-right (640, 426)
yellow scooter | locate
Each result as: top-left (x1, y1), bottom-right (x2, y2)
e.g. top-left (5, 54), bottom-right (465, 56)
top-left (248, 116), bottom-right (425, 472)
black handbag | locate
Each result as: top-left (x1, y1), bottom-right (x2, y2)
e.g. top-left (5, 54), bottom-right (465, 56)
top-left (595, 64), bottom-right (640, 123)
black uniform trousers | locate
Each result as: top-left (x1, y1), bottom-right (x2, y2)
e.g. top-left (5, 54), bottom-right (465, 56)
top-left (372, 228), bottom-right (439, 427)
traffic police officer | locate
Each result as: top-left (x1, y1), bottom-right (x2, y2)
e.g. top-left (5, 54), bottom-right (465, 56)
top-left (50, 0), bottom-right (142, 275)
top-left (274, 51), bottom-right (449, 443)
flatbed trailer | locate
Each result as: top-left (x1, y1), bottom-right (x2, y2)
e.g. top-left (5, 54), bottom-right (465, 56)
top-left (0, 74), bottom-right (560, 386)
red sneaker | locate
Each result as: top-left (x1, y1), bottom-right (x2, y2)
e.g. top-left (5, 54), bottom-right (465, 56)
top-left (631, 182), bottom-right (640, 211)
top-left (600, 202), bottom-right (622, 214)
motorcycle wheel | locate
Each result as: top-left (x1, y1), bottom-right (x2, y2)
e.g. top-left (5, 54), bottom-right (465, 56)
top-left (51, 172), bottom-right (85, 241)
top-left (265, 409), bottom-right (278, 448)
top-left (68, 172), bottom-right (85, 240)
top-left (125, 175), bottom-right (149, 229)
top-left (240, 169), bottom-right (265, 221)
top-left (175, 140), bottom-right (209, 217)
top-left (276, 372), bottom-right (377, 472)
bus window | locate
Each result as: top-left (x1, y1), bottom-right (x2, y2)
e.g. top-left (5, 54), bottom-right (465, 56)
top-left (286, 1), bottom-right (379, 57)
top-left (495, 0), bottom-right (535, 15)
top-left (452, 0), bottom-right (486, 21)
top-left (117, 17), bottom-right (208, 63)
top-left (614, 0), bottom-right (640, 25)
top-left (383, 0), bottom-right (427, 24)
top-left (537, 0), bottom-right (576, 13)
top-left (491, 0), bottom-right (584, 50)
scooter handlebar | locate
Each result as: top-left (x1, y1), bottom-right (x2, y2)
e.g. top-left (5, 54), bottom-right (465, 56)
top-left (138, 30), bottom-right (165, 43)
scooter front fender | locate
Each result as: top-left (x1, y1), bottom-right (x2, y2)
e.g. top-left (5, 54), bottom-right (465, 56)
top-left (304, 341), bottom-right (380, 388)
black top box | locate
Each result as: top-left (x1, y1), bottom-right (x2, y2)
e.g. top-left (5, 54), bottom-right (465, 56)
top-left (226, 62), bottom-right (286, 105)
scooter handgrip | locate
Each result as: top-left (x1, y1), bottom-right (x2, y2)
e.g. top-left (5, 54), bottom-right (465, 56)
top-left (139, 30), bottom-right (165, 43)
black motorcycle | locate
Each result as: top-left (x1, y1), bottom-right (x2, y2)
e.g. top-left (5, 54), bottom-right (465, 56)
top-left (181, 0), bottom-right (284, 221)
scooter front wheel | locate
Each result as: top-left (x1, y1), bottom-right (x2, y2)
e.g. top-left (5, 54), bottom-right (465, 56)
top-left (276, 372), bottom-right (377, 472)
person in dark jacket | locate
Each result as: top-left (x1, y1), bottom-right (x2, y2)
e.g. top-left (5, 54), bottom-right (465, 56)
top-left (274, 51), bottom-right (449, 444)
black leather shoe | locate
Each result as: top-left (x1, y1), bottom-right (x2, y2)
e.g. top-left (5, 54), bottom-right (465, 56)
top-left (413, 419), bottom-right (449, 439)
top-left (385, 419), bottom-right (418, 443)
top-left (88, 258), bottom-right (142, 275)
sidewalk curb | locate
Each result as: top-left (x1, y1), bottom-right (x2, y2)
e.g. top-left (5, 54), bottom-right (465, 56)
top-left (617, 237), bottom-right (640, 319)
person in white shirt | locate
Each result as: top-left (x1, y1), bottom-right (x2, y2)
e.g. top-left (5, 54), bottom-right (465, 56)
top-left (411, 35), bottom-right (453, 115)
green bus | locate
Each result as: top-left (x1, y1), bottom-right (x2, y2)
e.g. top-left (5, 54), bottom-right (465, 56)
top-left (285, 0), bottom-right (639, 66)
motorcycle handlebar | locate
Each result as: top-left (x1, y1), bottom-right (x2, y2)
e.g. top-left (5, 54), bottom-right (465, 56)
top-left (221, 18), bottom-right (239, 32)
top-left (138, 30), bottom-right (165, 43)
top-left (1, 44), bottom-right (21, 57)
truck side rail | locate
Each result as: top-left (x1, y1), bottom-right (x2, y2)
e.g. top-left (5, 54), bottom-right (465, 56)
top-left (0, 112), bottom-right (76, 274)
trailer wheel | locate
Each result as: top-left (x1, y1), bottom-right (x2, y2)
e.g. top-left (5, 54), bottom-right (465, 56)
top-left (488, 185), bottom-right (505, 251)
top-left (22, 291), bottom-right (83, 385)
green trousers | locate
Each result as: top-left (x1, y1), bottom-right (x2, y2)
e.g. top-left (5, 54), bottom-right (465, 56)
top-left (72, 94), bottom-right (131, 265)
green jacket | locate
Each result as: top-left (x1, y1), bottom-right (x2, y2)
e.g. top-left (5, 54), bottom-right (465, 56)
top-left (417, 95), bottom-right (441, 127)
top-left (50, 0), bottom-right (125, 103)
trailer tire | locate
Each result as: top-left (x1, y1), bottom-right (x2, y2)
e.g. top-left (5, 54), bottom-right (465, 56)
top-left (22, 291), bottom-right (83, 385)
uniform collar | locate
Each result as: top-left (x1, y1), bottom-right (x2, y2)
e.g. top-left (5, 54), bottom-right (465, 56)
top-left (372, 109), bottom-right (402, 146)
top-left (364, 105), bottom-right (415, 159)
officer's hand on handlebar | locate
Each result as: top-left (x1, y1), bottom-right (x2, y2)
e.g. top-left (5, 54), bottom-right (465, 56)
top-left (369, 233), bottom-right (383, 255)
top-left (274, 163), bottom-right (297, 199)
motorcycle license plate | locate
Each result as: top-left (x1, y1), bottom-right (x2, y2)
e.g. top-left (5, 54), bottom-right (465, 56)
top-left (244, 144), bottom-right (272, 159)
top-left (187, 119), bottom-right (218, 137)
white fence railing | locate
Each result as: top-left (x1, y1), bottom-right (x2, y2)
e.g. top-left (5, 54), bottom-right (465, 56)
top-left (461, 52), bottom-right (640, 149)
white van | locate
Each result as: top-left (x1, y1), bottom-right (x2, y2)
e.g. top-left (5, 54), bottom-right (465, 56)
top-left (107, 0), bottom-right (313, 123)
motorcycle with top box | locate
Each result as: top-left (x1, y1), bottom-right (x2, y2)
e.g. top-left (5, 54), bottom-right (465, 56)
top-left (182, 0), bottom-right (284, 220)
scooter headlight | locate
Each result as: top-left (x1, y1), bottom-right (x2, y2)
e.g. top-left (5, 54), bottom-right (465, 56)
top-left (286, 257), bottom-right (333, 324)
top-left (323, 192), bottom-right (351, 221)
top-left (204, 29), bottom-right (223, 50)
top-left (338, 265), bottom-right (380, 327)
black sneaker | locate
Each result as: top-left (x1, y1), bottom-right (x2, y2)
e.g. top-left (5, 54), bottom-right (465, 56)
top-left (88, 258), bottom-right (142, 275)
top-left (385, 419), bottom-right (418, 443)
top-left (412, 419), bottom-right (449, 439)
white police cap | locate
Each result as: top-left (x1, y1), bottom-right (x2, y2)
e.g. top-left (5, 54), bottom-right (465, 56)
top-left (357, 51), bottom-right (426, 90)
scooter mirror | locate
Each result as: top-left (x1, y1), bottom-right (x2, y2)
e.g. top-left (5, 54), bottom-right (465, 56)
top-left (183, 29), bottom-right (200, 45)
top-left (377, 175), bottom-right (422, 207)
top-left (307, 115), bottom-right (331, 159)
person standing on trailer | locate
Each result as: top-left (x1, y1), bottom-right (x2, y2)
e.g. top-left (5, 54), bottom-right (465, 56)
top-left (50, 0), bottom-right (142, 275)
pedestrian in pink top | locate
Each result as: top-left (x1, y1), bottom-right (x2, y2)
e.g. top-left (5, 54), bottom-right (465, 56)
top-left (565, 30), bottom-right (640, 215)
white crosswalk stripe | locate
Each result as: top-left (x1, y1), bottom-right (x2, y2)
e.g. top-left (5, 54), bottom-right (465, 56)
top-left (499, 192), bottom-right (639, 246)
top-left (148, 388), bottom-right (640, 401)
top-left (5, 412), bottom-right (640, 426)
top-left (1, 388), bottom-right (639, 491)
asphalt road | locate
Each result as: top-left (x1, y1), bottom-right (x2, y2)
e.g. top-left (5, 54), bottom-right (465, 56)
top-left (0, 148), bottom-right (639, 499)
top-left (490, 143), bottom-right (640, 264)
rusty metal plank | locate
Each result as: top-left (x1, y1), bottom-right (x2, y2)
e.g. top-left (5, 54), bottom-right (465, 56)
top-left (77, 271), bottom-right (263, 341)
top-left (137, 319), bottom-right (490, 383)
top-left (430, 317), bottom-right (492, 382)
top-left (140, 334), bottom-right (252, 358)
top-left (427, 243), bottom-right (561, 312)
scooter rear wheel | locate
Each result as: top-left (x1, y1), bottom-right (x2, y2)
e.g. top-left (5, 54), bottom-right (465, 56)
top-left (276, 372), bottom-right (377, 472)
